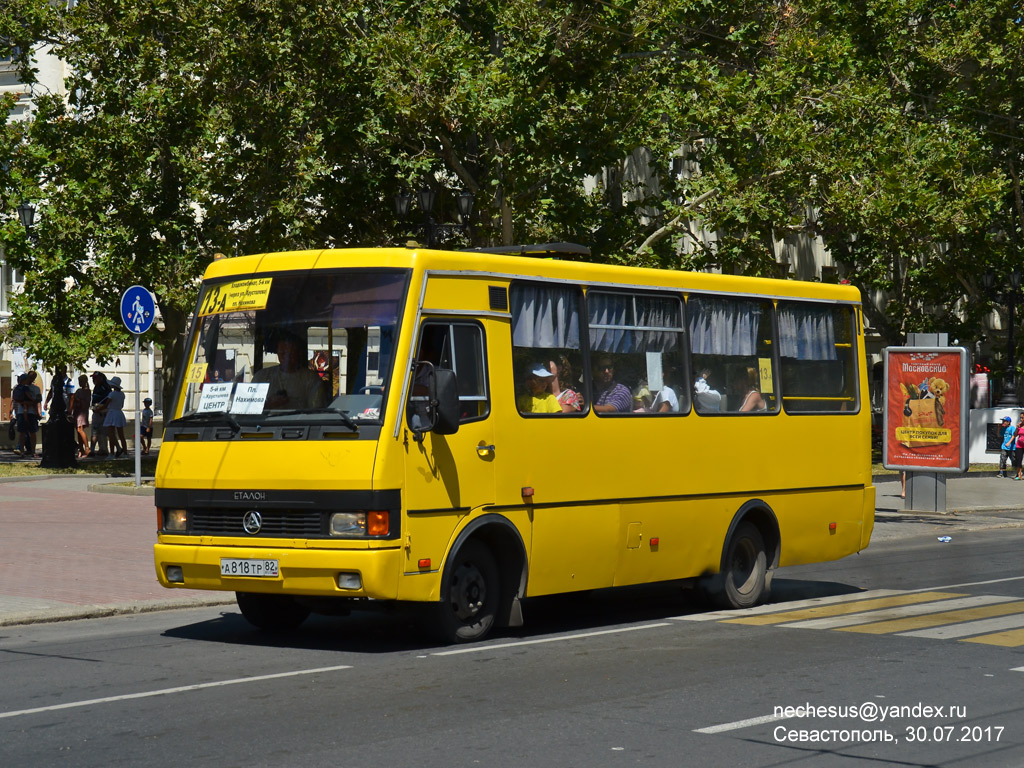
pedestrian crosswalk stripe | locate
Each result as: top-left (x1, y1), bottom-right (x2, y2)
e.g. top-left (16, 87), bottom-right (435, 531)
top-left (782, 595), bottom-right (1018, 631)
top-left (901, 612), bottom-right (1024, 641)
top-left (721, 592), bottom-right (965, 626)
top-left (669, 589), bottom-right (904, 622)
top-left (836, 599), bottom-right (1024, 635)
top-left (961, 627), bottom-right (1024, 647)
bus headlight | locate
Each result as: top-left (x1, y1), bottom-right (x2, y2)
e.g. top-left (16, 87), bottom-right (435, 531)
top-left (329, 511), bottom-right (390, 536)
top-left (163, 508), bottom-right (188, 532)
top-left (330, 512), bottom-right (365, 535)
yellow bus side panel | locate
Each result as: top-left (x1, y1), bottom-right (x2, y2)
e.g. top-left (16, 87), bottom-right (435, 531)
top-left (154, 543), bottom-right (402, 599)
top-left (527, 505), bottom-right (619, 596)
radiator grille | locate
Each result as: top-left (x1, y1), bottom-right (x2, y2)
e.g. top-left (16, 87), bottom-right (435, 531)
top-left (189, 510), bottom-right (324, 537)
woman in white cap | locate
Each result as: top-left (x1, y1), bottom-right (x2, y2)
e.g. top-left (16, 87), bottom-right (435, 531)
top-left (103, 376), bottom-right (129, 458)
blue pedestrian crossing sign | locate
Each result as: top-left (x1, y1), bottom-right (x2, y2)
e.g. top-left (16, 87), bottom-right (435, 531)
top-left (121, 285), bottom-right (156, 334)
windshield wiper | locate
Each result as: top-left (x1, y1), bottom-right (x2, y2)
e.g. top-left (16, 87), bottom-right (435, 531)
top-left (168, 411), bottom-right (241, 434)
top-left (264, 407), bottom-right (360, 431)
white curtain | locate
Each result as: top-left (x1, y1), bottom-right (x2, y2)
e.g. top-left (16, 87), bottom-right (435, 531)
top-left (687, 296), bottom-right (763, 356)
top-left (588, 292), bottom-right (683, 353)
top-left (778, 304), bottom-right (837, 360)
top-left (511, 285), bottom-right (581, 348)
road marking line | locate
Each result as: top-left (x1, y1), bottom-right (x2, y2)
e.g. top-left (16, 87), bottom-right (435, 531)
top-left (0, 665), bottom-right (353, 720)
top-left (722, 592), bottom-right (965, 626)
top-left (787, 595), bottom-right (1019, 631)
top-left (902, 613), bottom-right (1024, 640)
top-left (670, 589), bottom-right (905, 621)
top-left (838, 599), bottom-right (1024, 635)
top-left (910, 576), bottom-right (1024, 591)
top-left (694, 713), bottom-right (789, 734)
top-left (432, 623), bottom-right (673, 656)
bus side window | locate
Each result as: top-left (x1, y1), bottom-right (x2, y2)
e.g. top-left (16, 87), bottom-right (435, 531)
top-left (778, 303), bottom-right (859, 413)
top-left (688, 294), bottom-right (778, 414)
top-left (510, 282), bottom-right (586, 416)
top-left (588, 291), bottom-right (688, 415)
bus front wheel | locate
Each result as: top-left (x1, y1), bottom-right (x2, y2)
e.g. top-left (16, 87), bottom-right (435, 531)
top-left (719, 521), bottom-right (768, 610)
top-left (434, 540), bottom-right (499, 643)
top-left (235, 592), bottom-right (311, 632)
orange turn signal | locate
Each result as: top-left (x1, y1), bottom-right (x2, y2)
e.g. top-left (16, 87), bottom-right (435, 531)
top-left (368, 511), bottom-right (389, 536)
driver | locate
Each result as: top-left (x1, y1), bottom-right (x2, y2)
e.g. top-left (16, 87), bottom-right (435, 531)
top-left (252, 331), bottom-right (329, 410)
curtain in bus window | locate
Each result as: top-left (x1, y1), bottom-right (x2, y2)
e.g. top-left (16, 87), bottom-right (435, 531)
top-left (588, 293), bottom-right (683, 353)
top-left (511, 284), bottom-right (580, 348)
top-left (687, 296), bottom-right (761, 355)
top-left (778, 305), bottom-right (837, 360)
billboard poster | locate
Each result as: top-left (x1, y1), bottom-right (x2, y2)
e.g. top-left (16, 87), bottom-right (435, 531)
top-left (882, 346), bottom-right (969, 473)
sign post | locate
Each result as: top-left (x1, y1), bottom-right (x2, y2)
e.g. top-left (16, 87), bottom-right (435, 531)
top-left (120, 286), bottom-right (156, 487)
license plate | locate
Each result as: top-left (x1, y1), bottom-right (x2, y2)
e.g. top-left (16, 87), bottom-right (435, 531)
top-left (220, 558), bottom-right (279, 578)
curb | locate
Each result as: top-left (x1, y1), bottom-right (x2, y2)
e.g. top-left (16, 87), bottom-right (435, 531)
top-left (88, 482), bottom-right (155, 496)
top-left (0, 595), bottom-right (236, 628)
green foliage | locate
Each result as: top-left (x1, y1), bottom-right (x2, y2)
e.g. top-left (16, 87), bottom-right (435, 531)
top-left (1, 0), bottom-right (1023, 395)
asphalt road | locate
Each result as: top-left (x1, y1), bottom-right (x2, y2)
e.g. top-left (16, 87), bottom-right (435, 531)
top-left (3, 525), bottom-right (1024, 767)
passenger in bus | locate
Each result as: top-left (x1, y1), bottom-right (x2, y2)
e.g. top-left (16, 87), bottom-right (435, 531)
top-left (738, 366), bottom-right (767, 412)
top-left (253, 332), bottom-right (329, 410)
top-left (694, 368), bottom-right (722, 412)
top-left (517, 365), bottom-right (562, 414)
top-left (592, 357), bottom-right (632, 413)
top-left (652, 367), bottom-right (682, 413)
top-left (549, 355), bottom-right (582, 412)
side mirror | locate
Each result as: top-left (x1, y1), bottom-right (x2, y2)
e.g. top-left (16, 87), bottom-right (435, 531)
top-left (433, 369), bottom-right (459, 435)
top-left (407, 362), bottom-right (460, 439)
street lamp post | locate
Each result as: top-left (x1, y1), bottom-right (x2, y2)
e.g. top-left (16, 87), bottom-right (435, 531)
top-left (394, 187), bottom-right (474, 248)
top-left (16, 201), bottom-right (77, 468)
top-left (983, 269), bottom-right (1022, 407)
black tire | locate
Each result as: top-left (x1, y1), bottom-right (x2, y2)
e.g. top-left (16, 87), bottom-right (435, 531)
top-left (235, 592), bottom-right (311, 632)
top-left (719, 521), bottom-right (768, 610)
top-left (434, 540), bottom-right (499, 643)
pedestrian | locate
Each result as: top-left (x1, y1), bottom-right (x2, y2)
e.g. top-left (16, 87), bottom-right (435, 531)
top-left (89, 372), bottom-right (111, 456)
top-left (71, 374), bottom-right (92, 457)
top-left (44, 363), bottom-right (72, 421)
top-left (999, 415), bottom-right (1016, 478)
top-left (20, 371), bottom-right (43, 457)
top-left (103, 376), bottom-right (128, 458)
top-left (11, 373), bottom-right (28, 456)
top-left (141, 397), bottom-right (154, 455)
top-left (1014, 413), bottom-right (1024, 481)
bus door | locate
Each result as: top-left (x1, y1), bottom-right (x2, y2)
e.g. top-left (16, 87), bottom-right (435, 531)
top-left (402, 320), bottom-right (494, 568)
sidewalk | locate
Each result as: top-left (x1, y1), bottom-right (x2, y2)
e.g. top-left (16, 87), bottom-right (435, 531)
top-left (1, 471), bottom-right (1024, 627)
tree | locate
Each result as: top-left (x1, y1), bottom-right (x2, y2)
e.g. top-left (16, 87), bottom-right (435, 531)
top-left (3, 0), bottom-right (1023, 400)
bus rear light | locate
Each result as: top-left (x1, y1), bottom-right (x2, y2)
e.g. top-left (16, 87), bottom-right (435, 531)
top-left (367, 511), bottom-right (389, 536)
top-left (418, 559), bottom-right (431, 569)
top-left (829, 522), bottom-right (837, 534)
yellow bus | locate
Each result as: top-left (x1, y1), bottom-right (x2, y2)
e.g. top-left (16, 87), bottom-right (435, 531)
top-left (154, 243), bottom-right (874, 642)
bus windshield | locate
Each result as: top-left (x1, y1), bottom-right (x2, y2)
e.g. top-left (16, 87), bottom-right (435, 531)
top-left (175, 268), bottom-right (409, 426)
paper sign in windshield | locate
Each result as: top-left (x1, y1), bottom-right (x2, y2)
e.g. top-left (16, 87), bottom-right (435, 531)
top-left (198, 278), bottom-right (273, 316)
top-left (230, 383), bottom-right (269, 414)
top-left (197, 383), bottom-right (234, 413)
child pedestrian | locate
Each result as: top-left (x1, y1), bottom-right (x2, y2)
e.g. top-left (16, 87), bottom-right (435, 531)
top-left (141, 398), bottom-right (154, 455)
top-left (999, 415), bottom-right (1016, 478)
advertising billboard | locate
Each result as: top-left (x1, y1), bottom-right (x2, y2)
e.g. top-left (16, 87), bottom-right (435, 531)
top-left (882, 346), bottom-right (969, 473)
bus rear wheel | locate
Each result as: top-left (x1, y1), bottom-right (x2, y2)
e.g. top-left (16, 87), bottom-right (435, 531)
top-left (719, 521), bottom-right (768, 610)
top-left (235, 592), bottom-right (311, 632)
top-left (434, 540), bottom-right (499, 644)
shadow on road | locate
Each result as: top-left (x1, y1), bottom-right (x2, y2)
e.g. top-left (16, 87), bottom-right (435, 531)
top-left (161, 578), bottom-right (868, 654)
